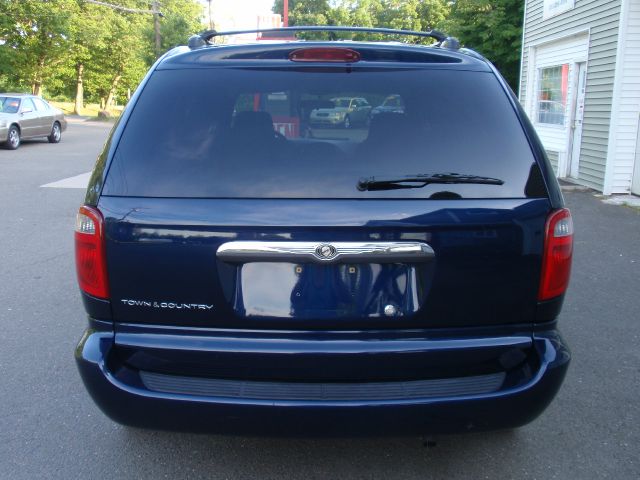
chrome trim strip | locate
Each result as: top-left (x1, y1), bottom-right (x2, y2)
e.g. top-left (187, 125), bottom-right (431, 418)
top-left (217, 241), bottom-right (435, 264)
top-left (140, 370), bottom-right (506, 401)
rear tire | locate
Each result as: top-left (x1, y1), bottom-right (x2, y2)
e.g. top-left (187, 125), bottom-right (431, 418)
top-left (48, 122), bottom-right (61, 143)
top-left (5, 125), bottom-right (20, 150)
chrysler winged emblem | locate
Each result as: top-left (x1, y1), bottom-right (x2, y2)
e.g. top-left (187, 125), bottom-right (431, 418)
top-left (315, 243), bottom-right (337, 260)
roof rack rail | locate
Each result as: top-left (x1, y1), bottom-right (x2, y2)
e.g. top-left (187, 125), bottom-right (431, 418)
top-left (187, 26), bottom-right (460, 51)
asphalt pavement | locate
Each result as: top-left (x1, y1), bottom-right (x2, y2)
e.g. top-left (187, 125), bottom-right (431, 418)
top-left (0, 122), bottom-right (638, 479)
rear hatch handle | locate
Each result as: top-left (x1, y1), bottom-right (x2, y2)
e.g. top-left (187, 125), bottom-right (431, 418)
top-left (217, 241), bottom-right (435, 264)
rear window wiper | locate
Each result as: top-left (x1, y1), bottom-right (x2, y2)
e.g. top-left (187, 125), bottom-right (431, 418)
top-left (357, 173), bottom-right (505, 191)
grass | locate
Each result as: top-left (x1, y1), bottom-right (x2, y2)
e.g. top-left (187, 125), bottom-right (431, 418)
top-left (49, 101), bottom-right (124, 120)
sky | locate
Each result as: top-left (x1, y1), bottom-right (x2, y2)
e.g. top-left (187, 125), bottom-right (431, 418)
top-left (199, 0), bottom-right (276, 31)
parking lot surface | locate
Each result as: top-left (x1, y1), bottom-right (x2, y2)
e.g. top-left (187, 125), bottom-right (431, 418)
top-left (0, 122), bottom-right (638, 479)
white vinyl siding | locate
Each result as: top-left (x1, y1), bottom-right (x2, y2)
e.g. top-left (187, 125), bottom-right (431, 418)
top-left (547, 150), bottom-right (560, 174)
top-left (520, 0), bottom-right (622, 191)
top-left (608, 0), bottom-right (640, 193)
top-left (544, 0), bottom-right (575, 20)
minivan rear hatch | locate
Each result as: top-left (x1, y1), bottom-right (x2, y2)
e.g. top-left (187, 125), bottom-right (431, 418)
top-left (98, 53), bottom-right (550, 330)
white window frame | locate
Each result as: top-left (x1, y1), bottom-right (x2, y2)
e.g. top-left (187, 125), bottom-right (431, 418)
top-left (536, 64), bottom-right (570, 127)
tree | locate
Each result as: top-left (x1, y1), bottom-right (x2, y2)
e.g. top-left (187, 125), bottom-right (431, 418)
top-left (268, 0), bottom-right (522, 89)
top-left (271, 0), bottom-right (450, 42)
top-left (84, 3), bottom-right (148, 109)
top-left (369, 0), bottom-right (450, 42)
top-left (0, 0), bottom-right (77, 95)
top-left (289, 0), bottom-right (332, 27)
top-left (444, 0), bottom-right (524, 90)
top-left (416, 0), bottom-right (451, 31)
top-left (0, 0), bottom-right (204, 108)
top-left (273, 0), bottom-right (301, 17)
top-left (141, 0), bottom-right (204, 66)
top-left (68, 1), bottom-right (106, 113)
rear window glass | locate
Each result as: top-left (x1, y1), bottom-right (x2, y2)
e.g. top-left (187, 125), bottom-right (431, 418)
top-left (0, 96), bottom-right (21, 113)
top-left (103, 67), bottom-right (542, 199)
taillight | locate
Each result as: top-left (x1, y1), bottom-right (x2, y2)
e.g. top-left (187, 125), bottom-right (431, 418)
top-left (75, 205), bottom-right (109, 299)
top-left (538, 208), bottom-right (573, 301)
top-left (289, 47), bottom-right (361, 62)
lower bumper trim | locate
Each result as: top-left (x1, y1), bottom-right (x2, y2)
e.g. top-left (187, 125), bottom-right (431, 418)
top-left (140, 370), bottom-right (506, 401)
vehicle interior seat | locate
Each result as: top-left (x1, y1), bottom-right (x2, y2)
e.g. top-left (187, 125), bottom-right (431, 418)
top-left (357, 112), bottom-right (414, 161)
top-left (230, 111), bottom-right (280, 145)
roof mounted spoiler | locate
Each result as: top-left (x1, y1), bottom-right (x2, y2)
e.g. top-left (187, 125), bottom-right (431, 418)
top-left (187, 26), bottom-right (460, 51)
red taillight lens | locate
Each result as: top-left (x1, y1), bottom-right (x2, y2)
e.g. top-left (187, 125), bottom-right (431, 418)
top-left (289, 47), bottom-right (361, 63)
top-left (75, 205), bottom-right (109, 299)
top-left (539, 208), bottom-right (573, 301)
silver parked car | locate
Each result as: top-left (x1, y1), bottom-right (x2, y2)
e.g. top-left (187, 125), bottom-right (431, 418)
top-left (0, 93), bottom-right (67, 150)
top-left (309, 97), bottom-right (371, 128)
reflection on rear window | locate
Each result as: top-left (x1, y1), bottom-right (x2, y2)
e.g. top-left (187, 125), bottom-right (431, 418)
top-left (104, 68), bottom-right (542, 199)
top-left (333, 98), bottom-right (351, 108)
top-left (0, 97), bottom-right (21, 114)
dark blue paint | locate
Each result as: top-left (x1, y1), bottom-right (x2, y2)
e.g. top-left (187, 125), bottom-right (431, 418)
top-left (76, 324), bottom-right (570, 435)
top-left (112, 323), bottom-right (534, 381)
top-left (160, 42), bottom-right (490, 70)
top-left (98, 196), bottom-right (550, 330)
top-left (76, 40), bottom-right (571, 434)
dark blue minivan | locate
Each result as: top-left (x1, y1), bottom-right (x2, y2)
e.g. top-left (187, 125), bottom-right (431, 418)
top-left (74, 27), bottom-right (572, 435)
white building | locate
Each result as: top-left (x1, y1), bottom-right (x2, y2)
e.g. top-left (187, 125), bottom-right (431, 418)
top-left (519, 0), bottom-right (640, 195)
top-left (198, 0), bottom-right (278, 43)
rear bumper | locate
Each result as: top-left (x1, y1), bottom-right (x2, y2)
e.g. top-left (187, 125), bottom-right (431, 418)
top-left (75, 324), bottom-right (570, 435)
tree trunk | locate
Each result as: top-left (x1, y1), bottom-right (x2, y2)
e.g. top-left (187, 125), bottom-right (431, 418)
top-left (105, 73), bottom-right (122, 109)
top-left (32, 56), bottom-right (46, 97)
top-left (32, 82), bottom-right (42, 97)
top-left (74, 63), bottom-right (84, 115)
top-left (153, 1), bottom-right (161, 57)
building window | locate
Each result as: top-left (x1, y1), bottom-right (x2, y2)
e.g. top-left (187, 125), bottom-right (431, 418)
top-left (537, 65), bottom-right (569, 126)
